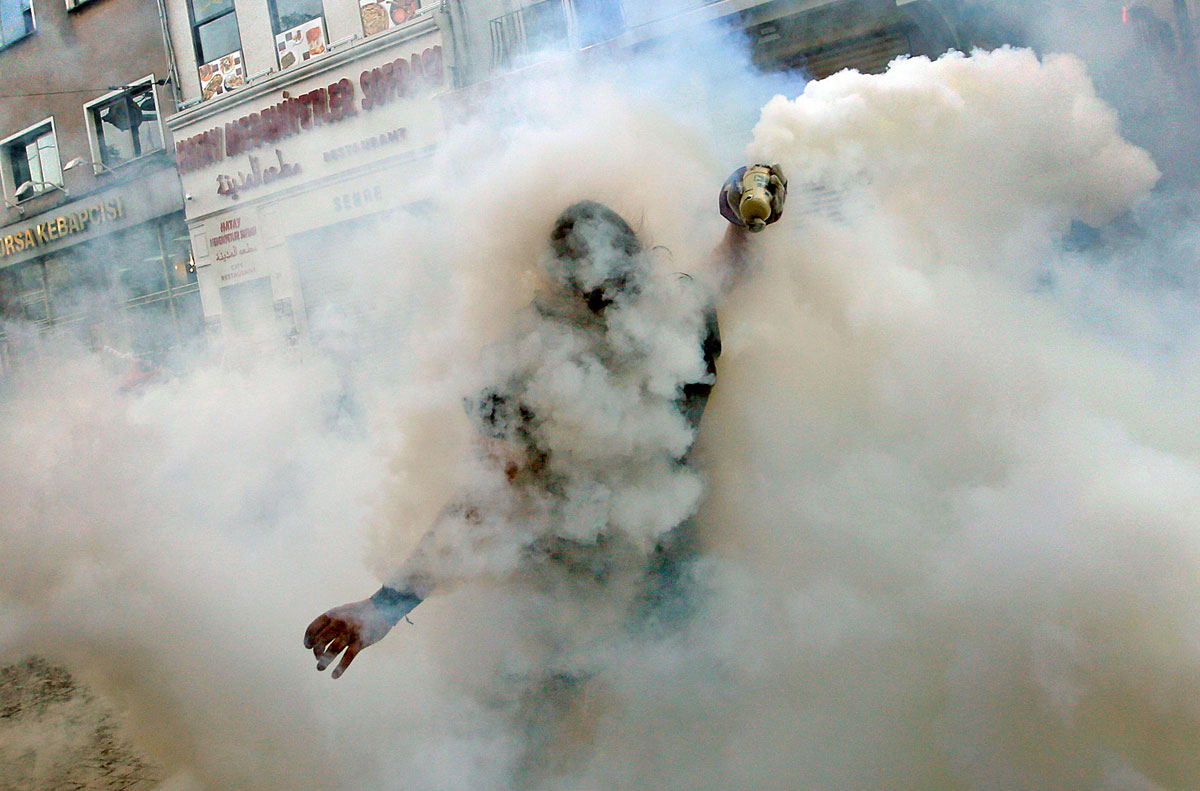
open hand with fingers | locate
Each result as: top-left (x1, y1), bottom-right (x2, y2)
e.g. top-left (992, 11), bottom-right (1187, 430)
top-left (303, 588), bottom-right (421, 679)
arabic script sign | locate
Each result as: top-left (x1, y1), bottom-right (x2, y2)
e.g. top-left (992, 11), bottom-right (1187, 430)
top-left (216, 149), bottom-right (302, 201)
top-left (207, 210), bottom-right (263, 283)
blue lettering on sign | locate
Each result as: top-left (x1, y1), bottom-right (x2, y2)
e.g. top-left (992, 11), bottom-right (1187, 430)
top-left (333, 185), bottom-right (384, 212)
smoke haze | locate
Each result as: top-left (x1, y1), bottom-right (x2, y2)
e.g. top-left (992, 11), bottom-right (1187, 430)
top-left (4, 10), bottom-right (1200, 791)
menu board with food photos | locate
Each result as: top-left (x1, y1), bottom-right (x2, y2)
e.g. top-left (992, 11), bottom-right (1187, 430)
top-left (359, 0), bottom-right (420, 37)
top-left (276, 16), bottom-right (327, 71)
top-left (198, 51), bottom-right (246, 102)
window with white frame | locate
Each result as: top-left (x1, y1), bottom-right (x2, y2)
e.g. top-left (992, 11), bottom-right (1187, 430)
top-left (189, 0), bottom-right (240, 65)
top-left (0, 0), bottom-right (34, 50)
top-left (4, 122), bottom-right (62, 200)
top-left (189, 0), bottom-right (245, 100)
top-left (89, 83), bottom-right (164, 167)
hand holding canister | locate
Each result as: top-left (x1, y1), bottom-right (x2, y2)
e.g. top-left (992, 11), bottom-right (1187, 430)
top-left (720, 164), bottom-right (788, 232)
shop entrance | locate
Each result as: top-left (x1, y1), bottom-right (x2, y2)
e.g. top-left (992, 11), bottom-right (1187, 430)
top-left (286, 208), bottom-right (429, 383)
top-left (218, 276), bottom-right (277, 352)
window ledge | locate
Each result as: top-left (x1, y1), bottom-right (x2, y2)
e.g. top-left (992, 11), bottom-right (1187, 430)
top-left (0, 31), bottom-right (35, 53)
top-left (97, 147), bottom-right (170, 175)
top-left (13, 187), bottom-right (65, 205)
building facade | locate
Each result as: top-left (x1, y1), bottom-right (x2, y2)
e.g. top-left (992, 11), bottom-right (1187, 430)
top-left (0, 0), bottom-right (199, 383)
top-left (161, 0), bottom-right (446, 357)
top-left (1122, 0), bottom-right (1200, 99)
top-left (441, 0), bottom-right (961, 88)
top-left (156, 0), bottom-right (976, 354)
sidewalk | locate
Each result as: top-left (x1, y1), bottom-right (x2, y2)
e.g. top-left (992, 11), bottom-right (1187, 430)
top-left (0, 657), bottom-right (161, 791)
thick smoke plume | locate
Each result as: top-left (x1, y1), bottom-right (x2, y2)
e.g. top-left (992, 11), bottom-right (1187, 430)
top-left (4, 23), bottom-right (1200, 791)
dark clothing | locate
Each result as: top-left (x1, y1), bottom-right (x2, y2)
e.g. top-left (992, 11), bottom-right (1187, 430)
top-left (376, 300), bottom-right (720, 623)
top-left (378, 196), bottom-right (721, 627)
top-left (677, 305), bottom-right (721, 438)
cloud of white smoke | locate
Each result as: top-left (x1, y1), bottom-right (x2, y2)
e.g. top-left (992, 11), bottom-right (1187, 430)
top-left (692, 46), bottom-right (1200, 791)
top-left (3, 23), bottom-right (1200, 791)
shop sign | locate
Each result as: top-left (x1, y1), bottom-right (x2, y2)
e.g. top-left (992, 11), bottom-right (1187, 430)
top-left (207, 211), bottom-right (262, 283)
top-left (174, 45), bottom-right (443, 175)
top-left (216, 149), bottom-right (303, 200)
top-left (0, 198), bottom-right (125, 259)
top-left (322, 127), bottom-right (406, 162)
top-left (175, 79), bottom-right (357, 174)
top-left (333, 184), bottom-right (385, 213)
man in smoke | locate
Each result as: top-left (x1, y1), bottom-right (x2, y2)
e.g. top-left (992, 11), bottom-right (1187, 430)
top-left (304, 168), bottom-right (787, 686)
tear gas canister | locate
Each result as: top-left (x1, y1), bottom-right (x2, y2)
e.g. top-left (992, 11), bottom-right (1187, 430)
top-left (739, 165), bottom-right (773, 232)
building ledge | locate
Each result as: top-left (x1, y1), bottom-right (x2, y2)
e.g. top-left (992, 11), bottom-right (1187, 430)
top-left (609, 0), bottom-right (840, 49)
top-left (166, 14), bottom-right (440, 131)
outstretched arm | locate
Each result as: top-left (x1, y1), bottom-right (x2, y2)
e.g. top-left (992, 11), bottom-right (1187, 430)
top-left (303, 505), bottom-right (453, 679)
top-left (304, 586), bottom-right (422, 679)
top-left (302, 496), bottom-right (491, 678)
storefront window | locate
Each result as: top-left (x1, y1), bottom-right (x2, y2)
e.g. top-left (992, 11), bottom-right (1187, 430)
top-left (0, 268), bottom-right (19, 321)
top-left (44, 251), bottom-right (109, 323)
top-left (115, 215), bottom-right (202, 362)
top-left (174, 291), bottom-right (205, 345)
top-left (109, 226), bottom-right (167, 301)
top-left (162, 218), bottom-right (197, 290)
top-left (0, 266), bottom-right (31, 322)
top-left (2, 261), bottom-right (48, 322)
top-left (0, 214), bottom-right (202, 373)
top-left (126, 297), bottom-right (175, 361)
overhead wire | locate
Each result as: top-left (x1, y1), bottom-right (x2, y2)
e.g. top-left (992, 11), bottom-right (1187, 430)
top-left (0, 78), bottom-right (171, 100)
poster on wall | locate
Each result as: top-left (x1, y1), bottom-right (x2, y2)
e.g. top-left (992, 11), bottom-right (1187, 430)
top-left (358, 0), bottom-right (420, 37)
top-left (276, 17), bottom-right (327, 70)
top-left (198, 51), bottom-right (245, 101)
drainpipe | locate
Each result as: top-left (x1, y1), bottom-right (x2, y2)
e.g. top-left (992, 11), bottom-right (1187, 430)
top-left (1173, 0), bottom-right (1200, 101)
top-left (446, 0), bottom-right (473, 89)
top-left (1175, 0), bottom-right (1195, 57)
top-left (154, 0), bottom-right (183, 106)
